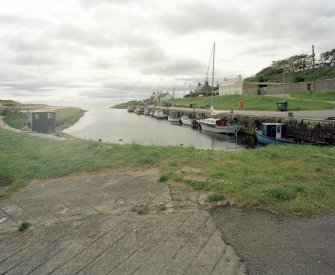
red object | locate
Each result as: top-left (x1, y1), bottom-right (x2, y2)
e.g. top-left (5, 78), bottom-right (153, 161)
top-left (239, 101), bottom-right (244, 107)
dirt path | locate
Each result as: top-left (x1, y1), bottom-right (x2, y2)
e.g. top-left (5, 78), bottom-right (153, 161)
top-left (209, 206), bottom-right (335, 275)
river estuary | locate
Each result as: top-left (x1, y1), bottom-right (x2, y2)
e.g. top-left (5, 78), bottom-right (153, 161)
top-left (64, 103), bottom-right (248, 151)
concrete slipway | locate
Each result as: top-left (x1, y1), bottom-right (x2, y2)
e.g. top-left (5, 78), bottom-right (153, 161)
top-left (0, 169), bottom-right (246, 275)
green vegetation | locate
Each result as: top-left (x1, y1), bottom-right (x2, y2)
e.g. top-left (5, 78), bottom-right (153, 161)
top-left (2, 107), bottom-right (85, 130)
top-left (18, 221), bottom-right (31, 232)
top-left (112, 100), bottom-right (144, 109)
top-left (55, 108), bottom-right (86, 130)
top-left (207, 193), bottom-right (226, 202)
top-left (167, 94), bottom-right (334, 111)
top-left (0, 100), bottom-right (22, 107)
top-left (245, 67), bottom-right (335, 83)
top-left (291, 90), bottom-right (335, 101)
top-left (2, 111), bottom-right (27, 129)
top-left (244, 47), bottom-right (335, 83)
top-left (0, 128), bottom-right (334, 216)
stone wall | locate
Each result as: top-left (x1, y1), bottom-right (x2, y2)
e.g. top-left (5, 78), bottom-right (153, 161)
top-left (242, 82), bottom-right (258, 95)
top-left (219, 113), bottom-right (335, 145)
top-left (256, 78), bottom-right (335, 95)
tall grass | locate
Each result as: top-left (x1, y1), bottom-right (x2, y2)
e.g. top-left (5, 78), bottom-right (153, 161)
top-left (0, 128), bottom-right (334, 216)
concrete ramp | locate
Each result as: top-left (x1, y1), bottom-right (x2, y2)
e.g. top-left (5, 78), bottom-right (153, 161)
top-left (0, 170), bottom-right (246, 274)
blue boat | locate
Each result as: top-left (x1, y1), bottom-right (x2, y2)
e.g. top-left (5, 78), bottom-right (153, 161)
top-left (255, 123), bottom-right (295, 145)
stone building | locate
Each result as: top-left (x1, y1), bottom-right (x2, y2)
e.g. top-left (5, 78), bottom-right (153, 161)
top-left (219, 75), bottom-right (244, 95)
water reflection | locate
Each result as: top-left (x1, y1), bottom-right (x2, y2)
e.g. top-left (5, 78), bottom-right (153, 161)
top-left (64, 104), bottom-right (248, 151)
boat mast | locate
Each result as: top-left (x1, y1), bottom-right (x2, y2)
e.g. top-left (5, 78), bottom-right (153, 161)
top-left (211, 43), bottom-right (215, 108)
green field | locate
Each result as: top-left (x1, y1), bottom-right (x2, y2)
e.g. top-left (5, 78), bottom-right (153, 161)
top-left (168, 94), bottom-right (335, 111)
top-left (291, 90), bottom-right (335, 101)
top-left (113, 92), bottom-right (335, 111)
top-left (1, 128), bottom-right (334, 216)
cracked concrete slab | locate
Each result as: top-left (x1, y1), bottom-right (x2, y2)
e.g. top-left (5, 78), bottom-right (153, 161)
top-left (0, 169), bottom-right (245, 274)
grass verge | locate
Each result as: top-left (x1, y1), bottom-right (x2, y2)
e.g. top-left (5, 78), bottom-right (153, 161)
top-left (0, 128), bottom-right (334, 216)
top-left (168, 94), bottom-right (334, 111)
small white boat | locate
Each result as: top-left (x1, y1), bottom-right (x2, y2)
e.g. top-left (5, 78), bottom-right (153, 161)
top-left (168, 116), bottom-right (181, 124)
top-left (153, 110), bottom-right (168, 119)
top-left (180, 115), bottom-right (192, 126)
top-left (199, 118), bottom-right (240, 134)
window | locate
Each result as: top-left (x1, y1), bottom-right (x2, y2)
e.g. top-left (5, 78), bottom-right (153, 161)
top-left (47, 113), bottom-right (53, 119)
top-left (34, 114), bottom-right (40, 120)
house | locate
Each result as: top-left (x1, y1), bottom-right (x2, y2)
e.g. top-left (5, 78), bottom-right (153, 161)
top-left (219, 75), bottom-right (244, 95)
top-left (28, 111), bottom-right (56, 133)
top-left (193, 80), bottom-right (219, 97)
top-left (150, 91), bottom-right (173, 103)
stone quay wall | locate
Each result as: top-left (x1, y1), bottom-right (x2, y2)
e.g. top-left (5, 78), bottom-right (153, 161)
top-left (242, 78), bottom-right (335, 95)
top-left (220, 113), bottom-right (335, 145)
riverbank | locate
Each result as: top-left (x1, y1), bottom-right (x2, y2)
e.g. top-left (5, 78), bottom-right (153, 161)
top-left (1, 104), bottom-right (85, 131)
top-left (0, 128), bottom-right (334, 216)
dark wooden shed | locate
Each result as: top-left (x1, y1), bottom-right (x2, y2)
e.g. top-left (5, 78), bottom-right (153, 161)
top-left (28, 111), bottom-right (56, 133)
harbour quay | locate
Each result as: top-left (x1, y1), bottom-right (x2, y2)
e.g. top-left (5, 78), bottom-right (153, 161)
top-left (155, 106), bottom-right (335, 146)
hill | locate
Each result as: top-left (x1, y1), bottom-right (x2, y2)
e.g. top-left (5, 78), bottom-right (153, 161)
top-left (245, 49), bottom-right (335, 83)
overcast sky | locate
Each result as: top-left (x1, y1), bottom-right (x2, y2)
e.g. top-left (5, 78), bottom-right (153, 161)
top-left (0, 0), bottom-right (334, 104)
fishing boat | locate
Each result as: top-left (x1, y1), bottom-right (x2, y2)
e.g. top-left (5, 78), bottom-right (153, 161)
top-left (199, 117), bottom-right (240, 134)
top-left (255, 123), bottom-right (295, 145)
top-left (180, 115), bottom-right (192, 126)
top-left (134, 106), bottom-right (144, 115)
top-left (181, 115), bottom-right (199, 129)
top-left (153, 110), bottom-right (168, 119)
top-left (168, 112), bottom-right (181, 124)
top-left (144, 106), bottom-right (150, 116)
top-left (198, 43), bottom-right (239, 134)
top-left (168, 116), bottom-right (181, 124)
top-left (127, 105), bottom-right (136, 112)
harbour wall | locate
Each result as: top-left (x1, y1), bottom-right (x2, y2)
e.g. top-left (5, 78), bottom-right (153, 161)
top-left (159, 106), bottom-right (335, 145)
top-left (218, 113), bottom-right (335, 145)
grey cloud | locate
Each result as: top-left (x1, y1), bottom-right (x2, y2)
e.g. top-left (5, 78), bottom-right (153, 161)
top-left (93, 57), bottom-right (115, 69)
top-left (141, 59), bottom-right (205, 76)
top-left (159, 1), bottom-right (253, 35)
top-left (12, 53), bottom-right (58, 66)
top-left (0, 12), bottom-right (52, 29)
top-left (53, 23), bottom-right (114, 48)
top-left (124, 45), bottom-right (168, 66)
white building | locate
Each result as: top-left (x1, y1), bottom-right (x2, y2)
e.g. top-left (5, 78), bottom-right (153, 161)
top-left (219, 75), bottom-right (243, 95)
top-left (150, 91), bottom-right (173, 102)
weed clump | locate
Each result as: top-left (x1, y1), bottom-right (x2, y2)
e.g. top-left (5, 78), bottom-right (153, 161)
top-left (270, 188), bottom-right (295, 201)
top-left (207, 193), bottom-right (226, 202)
top-left (18, 221), bottom-right (31, 232)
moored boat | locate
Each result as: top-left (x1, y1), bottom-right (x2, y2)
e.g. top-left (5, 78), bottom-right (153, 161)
top-left (127, 105), bottom-right (136, 112)
top-left (144, 106), bottom-right (150, 116)
top-left (255, 123), bottom-right (295, 145)
top-left (168, 112), bottom-right (181, 124)
top-left (180, 115), bottom-right (192, 126)
top-left (199, 118), bottom-right (240, 134)
top-left (153, 110), bottom-right (168, 119)
top-left (134, 106), bottom-right (144, 115)
top-left (168, 116), bottom-right (181, 124)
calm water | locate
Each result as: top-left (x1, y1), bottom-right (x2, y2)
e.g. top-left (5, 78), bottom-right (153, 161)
top-left (64, 103), bottom-right (246, 151)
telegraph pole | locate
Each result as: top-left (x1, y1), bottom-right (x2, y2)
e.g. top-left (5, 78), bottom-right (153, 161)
top-left (312, 45), bottom-right (316, 92)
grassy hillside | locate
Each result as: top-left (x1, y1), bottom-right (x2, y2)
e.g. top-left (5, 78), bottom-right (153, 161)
top-left (0, 128), bottom-right (334, 216)
top-left (245, 66), bottom-right (335, 83)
